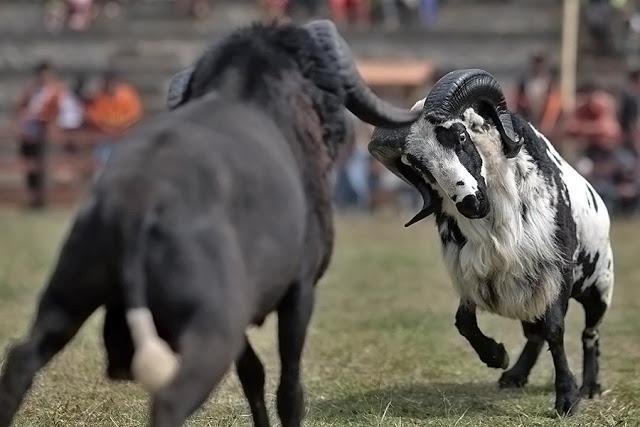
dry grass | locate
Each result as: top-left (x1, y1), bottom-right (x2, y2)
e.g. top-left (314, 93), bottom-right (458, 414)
top-left (0, 209), bottom-right (639, 426)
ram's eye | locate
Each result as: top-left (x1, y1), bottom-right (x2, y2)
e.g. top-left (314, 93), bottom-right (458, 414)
top-left (458, 132), bottom-right (467, 143)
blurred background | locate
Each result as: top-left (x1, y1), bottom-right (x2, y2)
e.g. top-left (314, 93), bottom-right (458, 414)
top-left (2, 3), bottom-right (640, 425)
top-left (0, 0), bottom-right (639, 217)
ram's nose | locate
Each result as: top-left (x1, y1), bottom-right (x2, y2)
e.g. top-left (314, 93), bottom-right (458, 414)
top-left (456, 192), bottom-right (489, 219)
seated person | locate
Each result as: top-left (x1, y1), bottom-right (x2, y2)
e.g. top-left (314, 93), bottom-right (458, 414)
top-left (86, 70), bottom-right (143, 163)
top-left (564, 84), bottom-right (620, 165)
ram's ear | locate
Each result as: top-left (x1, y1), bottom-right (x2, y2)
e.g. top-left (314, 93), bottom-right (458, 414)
top-left (167, 67), bottom-right (194, 110)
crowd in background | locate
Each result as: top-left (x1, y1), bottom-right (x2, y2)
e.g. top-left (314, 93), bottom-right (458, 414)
top-left (516, 54), bottom-right (640, 216)
top-left (7, 0), bottom-right (640, 215)
top-left (264, 0), bottom-right (441, 29)
top-left (44, 0), bottom-right (444, 31)
top-left (10, 58), bottom-right (640, 215)
top-left (334, 53), bottom-right (640, 217)
top-left (45, 0), bottom-right (212, 30)
top-left (584, 0), bottom-right (640, 56)
top-left (13, 61), bottom-right (143, 208)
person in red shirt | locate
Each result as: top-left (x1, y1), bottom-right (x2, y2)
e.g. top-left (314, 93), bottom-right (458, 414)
top-left (329, 0), bottom-right (371, 29)
top-left (565, 84), bottom-right (621, 161)
top-left (14, 61), bottom-right (64, 209)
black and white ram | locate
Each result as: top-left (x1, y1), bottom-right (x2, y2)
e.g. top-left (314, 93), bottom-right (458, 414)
top-left (0, 21), bottom-right (419, 427)
top-left (369, 69), bottom-right (614, 416)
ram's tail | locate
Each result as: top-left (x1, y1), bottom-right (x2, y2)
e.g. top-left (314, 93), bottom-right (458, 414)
top-left (122, 214), bottom-right (179, 392)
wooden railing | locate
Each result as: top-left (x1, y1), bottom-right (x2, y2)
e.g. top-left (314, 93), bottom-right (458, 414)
top-left (0, 125), bottom-right (101, 207)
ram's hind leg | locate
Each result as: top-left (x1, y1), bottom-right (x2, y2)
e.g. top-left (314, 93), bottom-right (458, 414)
top-left (575, 282), bottom-right (610, 399)
top-left (499, 322), bottom-right (545, 389)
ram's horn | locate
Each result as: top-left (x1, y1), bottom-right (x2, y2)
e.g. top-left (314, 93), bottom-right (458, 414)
top-left (305, 20), bottom-right (420, 128)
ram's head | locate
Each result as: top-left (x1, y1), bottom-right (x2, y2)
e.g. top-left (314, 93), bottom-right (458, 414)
top-left (369, 69), bottom-right (523, 226)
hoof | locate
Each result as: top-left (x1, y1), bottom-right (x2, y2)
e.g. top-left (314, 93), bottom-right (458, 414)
top-left (482, 342), bottom-right (510, 370)
top-left (555, 389), bottom-right (581, 417)
top-left (580, 383), bottom-right (602, 399)
top-left (107, 366), bottom-right (133, 381)
top-left (498, 370), bottom-right (527, 389)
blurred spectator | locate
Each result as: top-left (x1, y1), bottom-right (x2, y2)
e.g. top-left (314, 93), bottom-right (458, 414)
top-left (45, 0), bottom-right (95, 32)
top-left (565, 84), bottom-right (621, 162)
top-left (585, 0), bottom-right (631, 56)
top-left (378, 0), bottom-right (400, 30)
top-left (289, 0), bottom-right (321, 17)
top-left (514, 53), bottom-right (554, 127)
top-left (619, 69), bottom-right (640, 147)
top-left (614, 69), bottom-right (640, 214)
top-left (330, 0), bottom-right (371, 29)
top-left (334, 118), bottom-right (371, 209)
top-left (66, 0), bottom-right (94, 31)
top-left (53, 76), bottom-right (90, 183)
top-left (584, 0), bottom-right (623, 55)
top-left (44, 0), bottom-right (69, 31)
top-left (14, 61), bottom-right (64, 209)
top-left (419, 0), bottom-right (439, 27)
top-left (177, 0), bottom-right (211, 19)
top-left (539, 68), bottom-right (564, 138)
top-left (564, 85), bottom-right (626, 210)
top-left (261, 0), bottom-right (290, 20)
top-left (57, 75), bottom-right (87, 134)
top-left (86, 70), bottom-right (143, 163)
top-left (611, 140), bottom-right (640, 214)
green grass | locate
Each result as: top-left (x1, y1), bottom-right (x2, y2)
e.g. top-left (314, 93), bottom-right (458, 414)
top-left (0, 209), bottom-right (639, 426)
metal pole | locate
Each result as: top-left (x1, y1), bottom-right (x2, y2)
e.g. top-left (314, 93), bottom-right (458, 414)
top-left (561, 0), bottom-right (580, 111)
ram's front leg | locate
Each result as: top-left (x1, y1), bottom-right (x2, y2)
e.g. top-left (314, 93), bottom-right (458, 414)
top-left (455, 302), bottom-right (509, 369)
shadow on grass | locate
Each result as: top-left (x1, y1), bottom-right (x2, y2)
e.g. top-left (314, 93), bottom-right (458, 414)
top-left (312, 381), bottom-right (554, 421)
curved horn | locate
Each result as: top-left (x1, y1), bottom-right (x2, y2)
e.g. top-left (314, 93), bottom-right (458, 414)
top-left (424, 69), bottom-right (522, 158)
top-left (304, 20), bottom-right (420, 128)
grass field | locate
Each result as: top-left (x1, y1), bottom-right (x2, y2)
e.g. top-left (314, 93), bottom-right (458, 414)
top-left (0, 210), bottom-right (639, 426)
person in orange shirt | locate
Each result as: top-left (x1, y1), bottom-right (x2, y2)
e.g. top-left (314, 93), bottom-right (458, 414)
top-left (14, 61), bottom-right (64, 209)
top-left (539, 68), bottom-right (564, 138)
top-left (86, 70), bottom-right (143, 163)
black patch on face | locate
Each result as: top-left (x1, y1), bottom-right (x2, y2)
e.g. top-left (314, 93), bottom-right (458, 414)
top-left (434, 125), bottom-right (462, 150)
top-left (435, 123), bottom-right (487, 195)
top-left (456, 181), bottom-right (465, 186)
top-left (436, 213), bottom-right (467, 247)
top-left (586, 184), bottom-right (599, 213)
